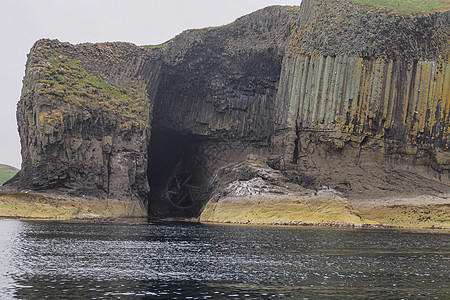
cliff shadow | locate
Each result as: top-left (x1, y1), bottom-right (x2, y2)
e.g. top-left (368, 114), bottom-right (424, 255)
top-left (147, 128), bottom-right (210, 218)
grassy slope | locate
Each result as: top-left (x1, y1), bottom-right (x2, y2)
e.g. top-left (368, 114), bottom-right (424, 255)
top-left (0, 166), bottom-right (18, 186)
top-left (351, 0), bottom-right (450, 14)
top-left (36, 52), bottom-right (149, 129)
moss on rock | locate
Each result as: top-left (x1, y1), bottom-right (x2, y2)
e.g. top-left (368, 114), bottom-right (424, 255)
top-left (36, 52), bottom-right (150, 129)
top-left (350, 0), bottom-right (450, 15)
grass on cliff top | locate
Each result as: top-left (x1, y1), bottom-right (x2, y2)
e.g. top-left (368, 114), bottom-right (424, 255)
top-left (37, 53), bottom-right (149, 128)
top-left (142, 43), bottom-right (167, 49)
top-left (351, 0), bottom-right (450, 14)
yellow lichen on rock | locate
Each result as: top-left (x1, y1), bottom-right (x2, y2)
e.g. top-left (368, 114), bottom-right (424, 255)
top-left (279, 54), bottom-right (450, 152)
top-left (0, 192), bottom-right (147, 220)
top-left (200, 195), bottom-right (450, 229)
top-left (359, 204), bottom-right (450, 229)
top-left (200, 196), bottom-right (364, 226)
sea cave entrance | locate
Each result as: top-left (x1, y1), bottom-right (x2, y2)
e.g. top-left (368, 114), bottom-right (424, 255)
top-left (147, 128), bottom-right (208, 218)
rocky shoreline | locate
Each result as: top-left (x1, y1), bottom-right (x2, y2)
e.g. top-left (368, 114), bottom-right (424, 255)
top-left (1, 190), bottom-right (449, 230)
top-left (200, 195), bottom-right (450, 230)
top-left (0, 191), bottom-right (146, 221)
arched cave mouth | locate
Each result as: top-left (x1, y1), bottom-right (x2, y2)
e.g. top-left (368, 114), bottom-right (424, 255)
top-left (147, 128), bottom-right (208, 218)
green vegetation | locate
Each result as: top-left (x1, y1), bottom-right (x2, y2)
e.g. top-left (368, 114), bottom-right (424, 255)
top-left (142, 43), bottom-right (167, 49)
top-left (288, 5), bottom-right (300, 15)
top-left (351, 0), bottom-right (450, 14)
top-left (0, 168), bottom-right (18, 186)
top-left (185, 19), bottom-right (237, 33)
top-left (37, 53), bottom-right (149, 127)
top-left (187, 25), bottom-right (229, 33)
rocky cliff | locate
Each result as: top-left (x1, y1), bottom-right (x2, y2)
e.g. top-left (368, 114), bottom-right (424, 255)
top-left (271, 0), bottom-right (450, 202)
top-left (4, 0), bottom-right (450, 225)
top-left (8, 41), bottom-right (160, 216)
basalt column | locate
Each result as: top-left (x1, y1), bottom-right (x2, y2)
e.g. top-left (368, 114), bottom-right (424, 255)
top-left (272, 0), bottom-right (450, 183)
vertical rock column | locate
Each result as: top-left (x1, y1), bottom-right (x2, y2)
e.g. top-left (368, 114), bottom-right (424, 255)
top-left (273, 53), bottom-right (450, 176)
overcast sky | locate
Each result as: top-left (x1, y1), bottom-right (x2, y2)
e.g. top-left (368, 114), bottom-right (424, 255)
top-left (0, 0), bottom-right (300, 169)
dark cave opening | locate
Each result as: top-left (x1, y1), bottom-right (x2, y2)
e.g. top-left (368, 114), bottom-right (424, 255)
top-left (147, 128), bottom-right (207, 218)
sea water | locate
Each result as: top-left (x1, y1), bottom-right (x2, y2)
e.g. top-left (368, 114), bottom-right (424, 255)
top-left (0, 220), bottom-right (448, 299)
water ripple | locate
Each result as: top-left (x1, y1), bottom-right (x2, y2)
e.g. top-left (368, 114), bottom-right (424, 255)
top-left (0, 220), bottom-right (448, 299)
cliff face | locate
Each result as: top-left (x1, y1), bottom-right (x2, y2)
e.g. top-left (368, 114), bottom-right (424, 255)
top-left (8, 6), bottom-right (297, 216)
top-left (147, 6), bottom-right (298, 216)
top-left (276, 0), bottom-right (449, 143)
top-left (152, 6), bottom-right (296, 139)
top-left (6, 1), bottom-right (450, 220)
top-left (272, 0), bottom-right (450, 200)
top-left (11, 40), bottom-right (160, 212)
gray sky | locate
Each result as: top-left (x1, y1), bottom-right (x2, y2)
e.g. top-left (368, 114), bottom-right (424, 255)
top-left (0, 0), bottom-right (300, 169)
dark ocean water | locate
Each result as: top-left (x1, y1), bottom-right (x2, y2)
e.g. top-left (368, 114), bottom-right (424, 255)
top-left (0, 219), bottom-right (448, 299)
